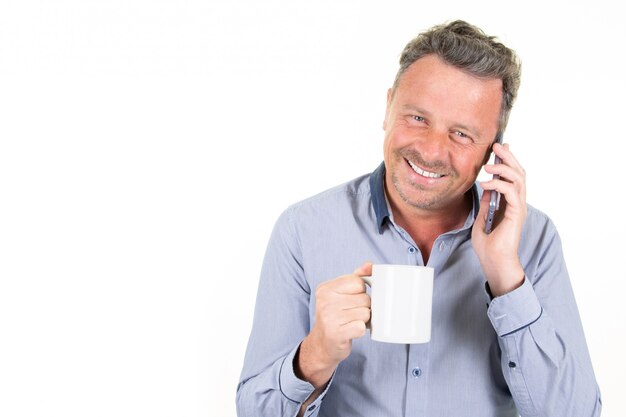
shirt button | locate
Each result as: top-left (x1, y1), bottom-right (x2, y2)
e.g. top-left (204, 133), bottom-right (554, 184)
top-left (411, 367), bottom-right (422, 378)
top-left (408, 247), bottom-right (416, 253)
top-left (307, 404), bottom-right (317, 411)
top-left (508, 361), bottom-right (517, 368)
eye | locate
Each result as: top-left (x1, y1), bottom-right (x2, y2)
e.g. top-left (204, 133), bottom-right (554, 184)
top-left (412, 115), bottom-right (425, 122)
top-left (453, 130), bottom-right (473, 142)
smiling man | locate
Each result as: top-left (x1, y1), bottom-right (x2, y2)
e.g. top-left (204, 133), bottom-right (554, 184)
top-left (237, 21), bottom-right (601, 417)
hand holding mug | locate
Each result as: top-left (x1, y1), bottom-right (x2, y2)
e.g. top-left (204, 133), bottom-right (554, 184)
top-left (297, 263), bottom-right (372, 388)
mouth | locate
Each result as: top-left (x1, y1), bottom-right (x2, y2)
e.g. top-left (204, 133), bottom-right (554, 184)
top-left (406, 159), bottom-right (445, 179)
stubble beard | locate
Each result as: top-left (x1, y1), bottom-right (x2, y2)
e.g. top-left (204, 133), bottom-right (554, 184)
top-left (390, 149), bottom-right (457, 210)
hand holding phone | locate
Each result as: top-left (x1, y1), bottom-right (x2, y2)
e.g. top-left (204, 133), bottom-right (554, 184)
top-left (484, 133), bottom-right (503, 234)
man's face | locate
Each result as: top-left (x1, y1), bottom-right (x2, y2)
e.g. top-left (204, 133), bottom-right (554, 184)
top-left (383, 54), bottom-right (502, 212)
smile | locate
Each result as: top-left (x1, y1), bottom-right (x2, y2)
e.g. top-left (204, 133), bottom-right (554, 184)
top-left (407, 159), bottom-right (444, 178)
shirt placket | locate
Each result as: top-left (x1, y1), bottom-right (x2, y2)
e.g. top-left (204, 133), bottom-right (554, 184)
top-left (390, 226), bottom-right (429, 416)
top-left (393, 227), bottom-right (466, 416)
top-left (404, 342), bottom-right (429, 416)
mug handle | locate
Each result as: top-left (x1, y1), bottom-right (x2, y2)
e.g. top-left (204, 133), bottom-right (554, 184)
top-left (362, 276), bottom-right (372, 330)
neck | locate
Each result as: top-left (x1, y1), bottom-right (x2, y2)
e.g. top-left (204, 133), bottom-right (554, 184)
top-left (386, 188), bottom-right (473, 264)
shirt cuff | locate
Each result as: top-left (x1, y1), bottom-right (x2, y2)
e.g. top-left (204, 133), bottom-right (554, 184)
top-left (279, 344), bottom-right (316, 403)
top-left (486, 277), bottom-right (543, 337)
top-left (278, 343), bottom-right (335, 414)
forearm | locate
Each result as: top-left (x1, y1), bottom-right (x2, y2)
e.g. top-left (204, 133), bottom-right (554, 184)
top-left (488, 279), bottom-right (601, 416)
top-left (293, 337), bottom-right (338, 417)
top-left (482, 258), bottom-right (525, 297)
top-left (296, 333), bottom-right (338, 389)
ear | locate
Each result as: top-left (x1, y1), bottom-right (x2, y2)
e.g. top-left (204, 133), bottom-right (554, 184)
top-left (383, 88), bottom-right (393, 130)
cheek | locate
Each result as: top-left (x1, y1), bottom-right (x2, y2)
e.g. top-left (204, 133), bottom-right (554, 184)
top-left (451, 152), bottom-right (486, 177)
top-left (477, 145), bottom-right (492, 166)
top-left (385, 125), bottom-right (415, 150)
top-left (382, 134), bottom-right (392, 164)
top-left (383, 128), bottom-right (401, 155)
top-left (383, 137), bottom-right (400, 168)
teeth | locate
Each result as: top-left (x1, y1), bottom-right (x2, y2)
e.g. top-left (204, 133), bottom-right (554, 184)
top-left (408, 160), bottom-right (443, 178)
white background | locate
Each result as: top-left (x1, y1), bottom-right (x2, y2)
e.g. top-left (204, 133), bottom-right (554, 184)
top-left (0, 1), bottom-right (624, 416)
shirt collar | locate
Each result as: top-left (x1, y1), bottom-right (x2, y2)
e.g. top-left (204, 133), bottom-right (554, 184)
top-left (369, 162), bottom-right (481, 234)
top-left (369, 162), bottom-right (390, 234)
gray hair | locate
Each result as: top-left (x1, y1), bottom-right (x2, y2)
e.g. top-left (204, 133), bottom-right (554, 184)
top-left (392, 20), bottom-right (522, 133)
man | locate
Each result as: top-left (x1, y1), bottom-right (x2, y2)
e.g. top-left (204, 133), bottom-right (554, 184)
top-left (237, 20), bottom-right (601, 417)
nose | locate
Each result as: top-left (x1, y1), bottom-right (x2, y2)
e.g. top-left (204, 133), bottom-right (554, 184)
top-left (417, 128), bottom-right (448, 161)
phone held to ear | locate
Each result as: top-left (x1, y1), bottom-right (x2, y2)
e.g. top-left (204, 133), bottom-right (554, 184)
top-left (484, 132), bottom-right (503, 234)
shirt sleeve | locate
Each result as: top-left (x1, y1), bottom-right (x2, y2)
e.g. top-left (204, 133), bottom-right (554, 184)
top-left (236, 207), bottom-right (331, 417)
top-left (485, 219), bottom-right (602, 417)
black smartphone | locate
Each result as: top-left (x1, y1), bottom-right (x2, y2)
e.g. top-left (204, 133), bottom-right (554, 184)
top-left (484, 132), bottom-right (503, 234)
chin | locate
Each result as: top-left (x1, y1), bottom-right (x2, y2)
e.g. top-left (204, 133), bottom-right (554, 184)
top-left (397, 186), bottom-right (448, 210)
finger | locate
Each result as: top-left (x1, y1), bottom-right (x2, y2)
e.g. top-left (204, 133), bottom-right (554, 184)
top-left (340, 319), bottom-right (367, 340)
top-left (317, 293), bottom-right (371, 314)
top-left (479, 178), bottom-right (515, 196)
top-left (483, 163), bottom-right (525, 189)
top-left (340, 293), bottom-right (371, 310)
top-left (338, 306), bottom-right (371, 326)
top-left (493, 143), bottom-right (525, 174)
top-left (475, 187), bottom-right (492, 227)
top-left (323, 275), bottom-right (367, 295)
top-left (483, 166), bottom-right (526, 204)
top-left (353, 262), bottom-right (372, 277)
top-left (479, 179), bottom-right (523, 210)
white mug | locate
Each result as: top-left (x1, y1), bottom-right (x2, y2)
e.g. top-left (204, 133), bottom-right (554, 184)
top-left (363, 264), bottom-right (434, 344)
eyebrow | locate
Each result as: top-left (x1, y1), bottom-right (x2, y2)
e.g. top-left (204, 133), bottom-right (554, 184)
top-left (401, 104), bottom-right (481, 139)
top-left (402, 104), bottom-right (432, 116)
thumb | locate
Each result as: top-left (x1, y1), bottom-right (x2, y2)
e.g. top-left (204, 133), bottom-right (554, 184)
top-left (475, 187), bottom-right (491, 227)
top-left (353, 262), bottom-right (373, 277)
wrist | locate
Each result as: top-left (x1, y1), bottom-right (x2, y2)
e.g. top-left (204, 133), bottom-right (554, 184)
top-left (483, 262), bottom-right (525, 298)
top-left (295, 335), bottom-right (337, 389)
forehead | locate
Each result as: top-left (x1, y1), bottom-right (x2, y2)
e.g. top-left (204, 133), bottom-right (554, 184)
top-left (394, 54), bottom-right (503, 136)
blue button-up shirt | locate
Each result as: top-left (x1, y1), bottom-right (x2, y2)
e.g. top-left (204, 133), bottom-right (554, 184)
top-left (237, 163), bottom-right (601, 417)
